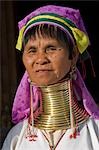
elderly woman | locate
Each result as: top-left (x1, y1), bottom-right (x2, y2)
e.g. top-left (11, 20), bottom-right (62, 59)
top-left (2, 5), bottom-right (99, 150)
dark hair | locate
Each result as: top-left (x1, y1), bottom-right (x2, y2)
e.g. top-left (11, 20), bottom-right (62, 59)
top-left (22, 24), bottom-right (74, 59)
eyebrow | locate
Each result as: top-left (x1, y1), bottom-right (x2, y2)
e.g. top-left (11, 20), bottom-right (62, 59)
top-left (45, 44), bottom-right (57, 49)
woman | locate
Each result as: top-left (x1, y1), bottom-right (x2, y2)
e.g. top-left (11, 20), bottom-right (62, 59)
top-left (2, 5), bottom-right (99, 150)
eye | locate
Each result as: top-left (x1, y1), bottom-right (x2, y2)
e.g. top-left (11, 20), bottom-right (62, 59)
top-left (46, 46), bottom-right (63, 53)
top-left (46, 46), bottom-right (57, 52)
top-left (28, 47), bottom-right (37, 53)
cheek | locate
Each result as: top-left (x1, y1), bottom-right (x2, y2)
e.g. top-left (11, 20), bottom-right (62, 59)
top-left (22, 55), bottom-right (33, 69)
top-left (53, 54), bottom-right (71, 76)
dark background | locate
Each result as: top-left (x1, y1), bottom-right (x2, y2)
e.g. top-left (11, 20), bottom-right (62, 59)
top-left (1, 0), bottom-right (99, 148)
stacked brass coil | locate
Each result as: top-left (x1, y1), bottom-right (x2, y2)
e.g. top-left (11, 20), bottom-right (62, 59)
top-left (34, 80), bottom-right (89, 130)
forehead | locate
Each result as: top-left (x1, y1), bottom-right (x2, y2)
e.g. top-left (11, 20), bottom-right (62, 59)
top-left (25, 35), bottom-right (67, 48)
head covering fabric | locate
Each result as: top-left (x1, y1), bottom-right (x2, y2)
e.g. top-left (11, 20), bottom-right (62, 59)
top-left (18, 5), bottom-right (86, 32)
top-left (16, 5), bottom-right (89, 54)
top-left (12, 71), bottom-right (42, 123)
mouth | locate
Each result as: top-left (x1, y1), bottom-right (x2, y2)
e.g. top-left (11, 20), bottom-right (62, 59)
top-left (36, 69), bottom-right (52, 72)
top-left (35, 69), bottom-right (53, 76)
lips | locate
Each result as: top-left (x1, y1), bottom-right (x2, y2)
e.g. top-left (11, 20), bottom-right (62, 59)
top-left (35, 69), bottom-right (53, 76)
top-left (36, 68), bottom-right (52, 72)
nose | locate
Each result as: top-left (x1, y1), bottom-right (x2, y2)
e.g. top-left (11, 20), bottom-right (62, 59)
top-left (35, 52), bottom-right (50, 65)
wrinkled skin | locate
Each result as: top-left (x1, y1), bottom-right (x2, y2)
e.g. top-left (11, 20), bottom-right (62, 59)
top-left (23, 36), bottom-right (77, 86)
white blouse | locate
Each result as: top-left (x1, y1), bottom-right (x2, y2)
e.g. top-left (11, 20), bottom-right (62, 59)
top-left (2, 117), bottom-right (99, 150)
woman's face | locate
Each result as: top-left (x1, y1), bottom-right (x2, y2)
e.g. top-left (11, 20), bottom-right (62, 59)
top-left (23, 36), bottom-right (73, 86)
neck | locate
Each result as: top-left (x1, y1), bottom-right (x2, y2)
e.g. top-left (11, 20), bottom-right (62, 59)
top-left (33, 79), bottom-right (89, 131)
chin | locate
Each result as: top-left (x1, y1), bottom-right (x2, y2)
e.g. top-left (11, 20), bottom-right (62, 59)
top-left (32, 79), bottom-right (58, 86)
top-left (35, 81), bottom-right (52, 86)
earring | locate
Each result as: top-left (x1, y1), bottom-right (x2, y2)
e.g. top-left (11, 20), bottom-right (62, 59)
top-left (70, 65), bottom-right (77, 80)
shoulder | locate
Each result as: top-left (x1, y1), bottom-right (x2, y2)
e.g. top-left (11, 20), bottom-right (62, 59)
top-left (89, 117), bottom-right (99, 126)
top-left (86, 117), bottom-right (99, 133)
top-left (1, 120), bottom-right (24, 150)
top-left (79, 117), bottom-right (99, 135)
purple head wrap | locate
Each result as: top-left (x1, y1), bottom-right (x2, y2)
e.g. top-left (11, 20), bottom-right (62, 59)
top-left (12, 5), bottom-right (99, 124)
top-left (18, 5), bottom-right (87, 33)
top-left (12, 71), bottom-right (42, 123)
